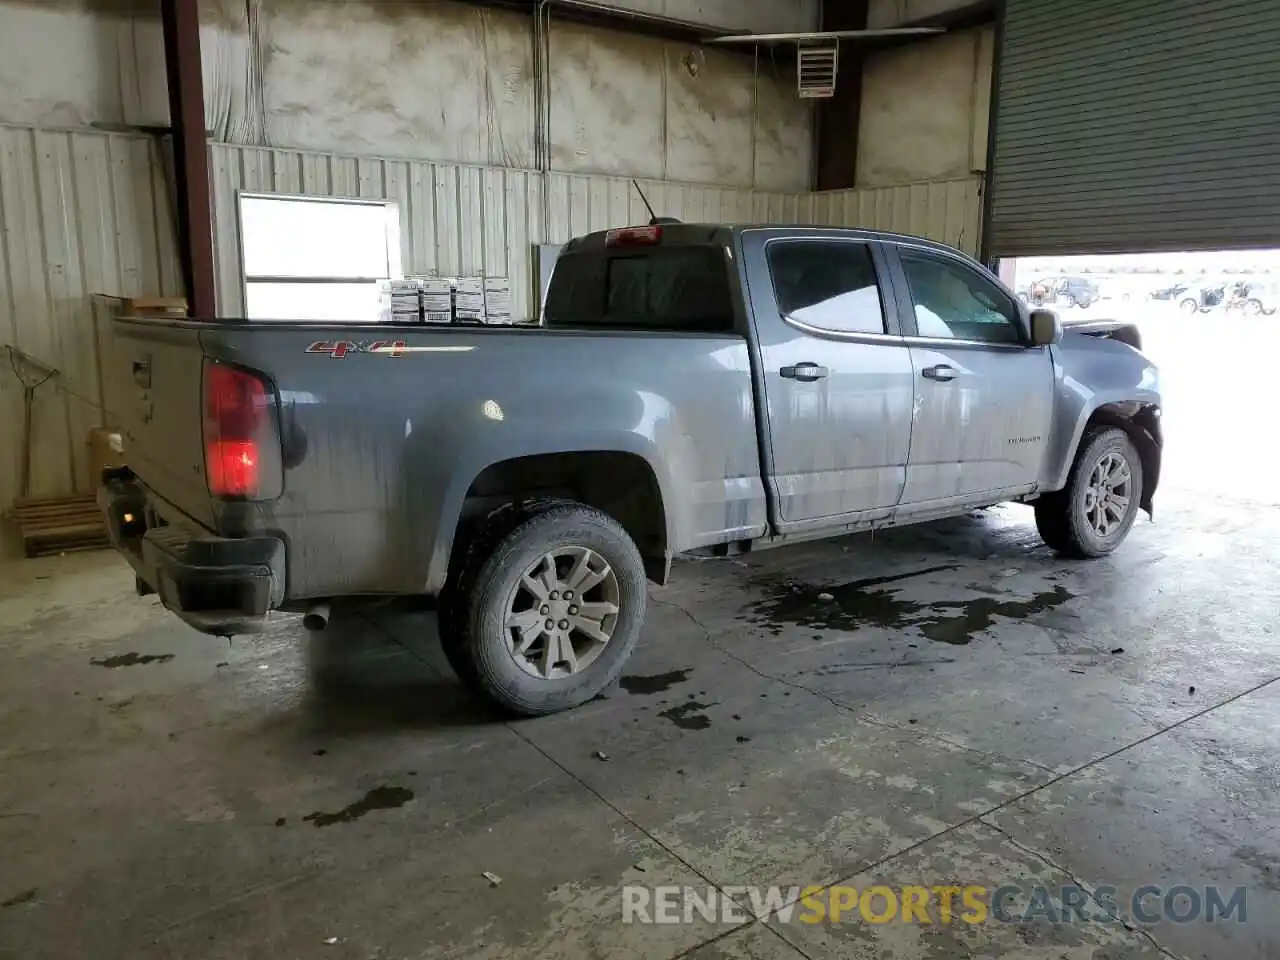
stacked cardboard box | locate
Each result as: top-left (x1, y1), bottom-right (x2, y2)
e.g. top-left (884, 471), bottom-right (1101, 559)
top-left (381, 279), bottom-right (423, 323)
top-left (422, 279), bottom-right (454, 323)
top-left (454, 278), bottom-right (485, 322)
top-left (483, 277), bottom-right (512, 324)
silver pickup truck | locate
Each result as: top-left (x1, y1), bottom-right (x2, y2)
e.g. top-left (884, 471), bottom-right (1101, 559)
top-left (100, 224), bottom-right (1162, 715)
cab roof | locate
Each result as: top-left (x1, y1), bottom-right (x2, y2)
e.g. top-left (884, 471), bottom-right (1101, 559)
top-left (560, 222), bottom-right (969, 261)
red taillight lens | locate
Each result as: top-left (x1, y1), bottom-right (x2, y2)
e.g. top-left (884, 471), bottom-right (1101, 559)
top-left (204, 363), bottom-right (269, 498)
top-left (605, 225), bottom-right (662, 247)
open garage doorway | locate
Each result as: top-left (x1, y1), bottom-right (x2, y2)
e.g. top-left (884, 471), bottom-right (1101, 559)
top-left (1004, 251), bottom-right (1279, 508)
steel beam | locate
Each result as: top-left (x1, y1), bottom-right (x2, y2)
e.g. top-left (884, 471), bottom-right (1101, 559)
top-left (814, 0), bottom-right (868, 191)
top-left (457, 0), bottom-right (744, 46)
top-left (161, 0), bottom-right (216, 318)
top-left (872, 0), bottom-right (998, 51)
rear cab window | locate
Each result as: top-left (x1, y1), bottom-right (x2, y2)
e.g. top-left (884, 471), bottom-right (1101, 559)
top-left (544, 238), bottom-right (736, 333)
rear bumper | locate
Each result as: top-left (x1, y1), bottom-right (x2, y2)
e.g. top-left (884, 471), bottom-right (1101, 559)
top-left (98, 468), bottom-right (286, 635)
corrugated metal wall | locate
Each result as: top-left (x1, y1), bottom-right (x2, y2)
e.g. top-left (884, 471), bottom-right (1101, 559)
top-left (0, 123), bottom-right (181, 519)
top-left (0, 121), bottom-right (981, 558)
top-left (807, 176), bottom-right (984, 257)
top-left (209, 143), bottom-right (806, 321)
top-left (209, 142), bottom-right (983, 319)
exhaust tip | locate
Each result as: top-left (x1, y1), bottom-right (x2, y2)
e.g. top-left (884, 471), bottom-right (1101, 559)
top-left (303, 603), bottom-right (331, 632)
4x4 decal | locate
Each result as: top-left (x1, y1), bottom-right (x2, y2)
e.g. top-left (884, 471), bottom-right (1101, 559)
top-left (305, 340), bottom-right (406, 358)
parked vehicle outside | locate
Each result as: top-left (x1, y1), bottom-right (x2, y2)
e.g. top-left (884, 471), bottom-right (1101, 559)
top-left (99, 224), bottom-right (1163, 716)
top-left (1179, 281), bottom-right (1228, 314)
top-left (1024, 275), bottom-right (1100, 308)
top-left (1150, 281), bottom-right (1191, 301)
top-left (1225, 278), bottom-right (1278, 316)
top-left (1096, 276), bottom-right (1149, 305)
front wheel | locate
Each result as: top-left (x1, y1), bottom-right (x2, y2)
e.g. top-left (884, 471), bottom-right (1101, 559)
top-left (1179, 298), bottom-right (1201, 315)
top-left (441, 502), bottom-right (646, 716)
top-left (1035, 427), bottom-right (1143, 558)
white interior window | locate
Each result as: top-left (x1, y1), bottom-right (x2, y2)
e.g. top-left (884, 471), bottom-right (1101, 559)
top-left (239, 195), bottom-right (401, 321)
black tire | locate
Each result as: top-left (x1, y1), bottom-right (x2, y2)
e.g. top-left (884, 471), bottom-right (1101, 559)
top-left (445, 502), bottom-right (646, 716)
top-left (1035, 426), bottom-right (1144, 559)
top-left (1179, 298), bottom-right (1200, 315)
top-left (438, 500), bottom-right (557, 690)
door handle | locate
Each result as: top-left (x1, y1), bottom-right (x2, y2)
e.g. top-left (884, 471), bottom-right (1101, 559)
top-left (132, 359), bottom-right (151, 388)
top-left (780, 362), bottom-right (829, 382)
top-left (922, 364), bottom-right (957, 382)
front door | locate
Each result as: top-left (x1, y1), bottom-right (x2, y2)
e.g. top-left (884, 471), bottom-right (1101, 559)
top-left (741, 232), bottom-right (916, 529)
top-left (888, 245), bottom-right (1055, 510)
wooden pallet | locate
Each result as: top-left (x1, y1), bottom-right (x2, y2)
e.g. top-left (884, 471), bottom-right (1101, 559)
top-left (11, 494), bottom-right (109, 559)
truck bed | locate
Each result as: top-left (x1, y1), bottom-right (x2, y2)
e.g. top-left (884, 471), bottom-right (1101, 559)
top-left (108, 317), bottom-right (767, 601)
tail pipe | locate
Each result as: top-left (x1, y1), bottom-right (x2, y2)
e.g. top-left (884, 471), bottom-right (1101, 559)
top-left (303, 602), bottom-right (331, 632)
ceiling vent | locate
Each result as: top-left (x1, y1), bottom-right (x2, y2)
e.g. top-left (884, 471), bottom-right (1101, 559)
top-left (705, 28), bottom-right (944, 100)
top-left (797, 44), bottom-right (839, 99)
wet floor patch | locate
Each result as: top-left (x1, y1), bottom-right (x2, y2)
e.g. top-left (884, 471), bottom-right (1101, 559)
top-left (658, 700), bottom-right (714, 730)
top-left (620, 669), bottom-right (692, 695)
top-left (746, 565), bottom-right (1074, 646)
top-left (918, 587), bottom-right (1074, 645)
top-left (746, 565), bottom-right (960, 635)
top-left (90, 652), bottom-right (175, 668)
top-left (302, 785), bottom-right (414, 827)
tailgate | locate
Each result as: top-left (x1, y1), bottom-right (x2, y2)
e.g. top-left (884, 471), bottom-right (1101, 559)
top-left (111, 318), bottom-right (214, 527)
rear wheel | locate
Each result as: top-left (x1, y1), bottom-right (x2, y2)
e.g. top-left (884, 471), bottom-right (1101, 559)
top-left (1246, 298), bottom-right (1264, 316)
top-left (439, 500), bottom-right (548, 690)
top-left (440, 502), bottom-right (646, 716)
top-left (1179, 298), bottom-right (1200, 315)
top-left (1035, 427), bottom-right (1143, 558)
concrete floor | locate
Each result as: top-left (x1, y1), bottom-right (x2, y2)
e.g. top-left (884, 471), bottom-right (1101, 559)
top-left (1, 314), bottom-right (1277, 959)
top-left (1, 487), bottom-right (1277, 960)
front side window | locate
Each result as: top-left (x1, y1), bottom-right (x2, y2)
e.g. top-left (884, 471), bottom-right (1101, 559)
top-left (766, 240), bottom-right (886, 335)
top-left (900, 251), bottom-right (1022, 344)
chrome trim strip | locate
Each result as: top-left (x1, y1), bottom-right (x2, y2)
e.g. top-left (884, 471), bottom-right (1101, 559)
top-left (900, 335), bottom-right (1030, 352)
top-left (782, 314), bottom-right (904, 345)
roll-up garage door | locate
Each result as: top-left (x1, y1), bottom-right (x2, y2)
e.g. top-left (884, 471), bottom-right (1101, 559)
top-left (988, 0), bottom-right (1280, 257)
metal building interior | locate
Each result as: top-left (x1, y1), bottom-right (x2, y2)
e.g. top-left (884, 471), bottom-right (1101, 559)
top-left (0, 1), bottom-right (1276, 958)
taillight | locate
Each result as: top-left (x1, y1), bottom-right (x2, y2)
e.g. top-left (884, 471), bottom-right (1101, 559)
top-left (605, 225), bottom-right (662, 247)
top-left (203, 362), bottom-right (273, 498)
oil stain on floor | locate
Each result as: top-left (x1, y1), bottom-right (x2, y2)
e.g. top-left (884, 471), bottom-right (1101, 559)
top-left (658, 700), bottom-right (715, 730)
top-left (91, 652), bottom-right (175, 668)
top-left (746, 565), bottom-right (1074, 646)
top-left (302, 786), bottom-right (414, 827)
top-left (620, 669), bottom-right (692, 695)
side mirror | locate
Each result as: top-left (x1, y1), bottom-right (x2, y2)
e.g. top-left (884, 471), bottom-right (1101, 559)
top-left (1029, 308), bottom-right (1062, 346)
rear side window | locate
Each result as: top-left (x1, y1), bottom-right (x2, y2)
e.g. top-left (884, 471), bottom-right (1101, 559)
top-left (544, 247), bottom-right (735, 332)
top-left (767, 240), bottom-right (886, 335)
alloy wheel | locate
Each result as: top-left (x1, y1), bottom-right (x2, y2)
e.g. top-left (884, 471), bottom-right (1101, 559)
top-left (1083, 451), bottom-right (1134, 539)
top-left (503, 547), bottom-right (621, 680)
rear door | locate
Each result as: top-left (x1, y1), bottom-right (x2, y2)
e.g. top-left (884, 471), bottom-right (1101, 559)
top-left (111, 319), bottom-right (215, 526)
top-left (740, 230), bottom-right (915, 530)
top-left (884, 243), bottom-right (1054, 510)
